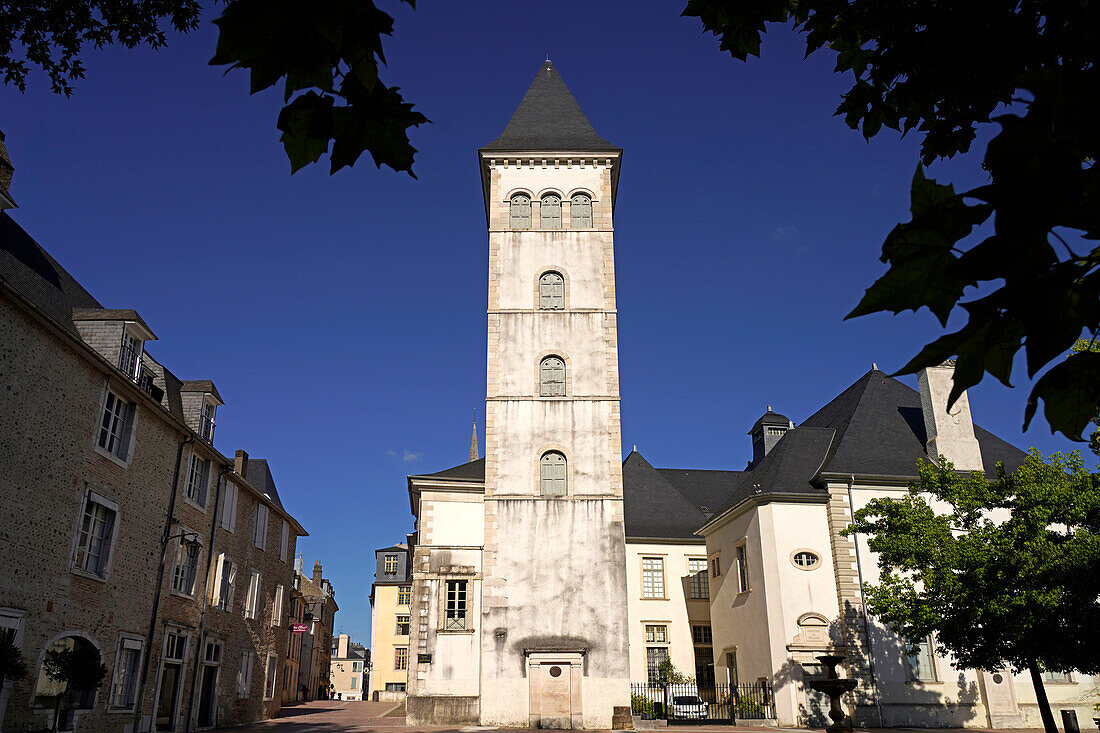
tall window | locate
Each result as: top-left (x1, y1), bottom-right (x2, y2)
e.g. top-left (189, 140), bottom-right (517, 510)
top-left (73, 492), bottom-right (117, 577)
top-left (212, 554), bottom-right (237, 611)
top-left (237, 650), bottom-right (254, 697)
top-left (109, 637), bottom-right (143, 708)
top-left (395, 615), bottom-right (410, 635)
top-left (118, 332), bottom-right (143, 379)
top-left (510, 194), bottom-right (531, 229)
top-left (539, 356), bottom-right (566, 396)
top-left (272, 584), bottom-right (285, 626)
top-left (688, 558), bottom-right (709, 599)
top-left (394, 647), bottom-right (409, 670)
top-left (736, 545), bottom-right (750, 593)
top-left (253, 504), bottom-right (268, 549)
top-left (642, 557), bottom-right (665, 598)
top-left (539, 271), bottom-right (565, 309)
top-left (711, 555), bottom-right (721, 578)
top-left (245, 571), bottom-right (262, 619)
top-left (646, 647), bottom-right (669, 685)
top-left (570, 193), bottom-right (592, 228)
top-left (540, 194), bottom-right (561, 229)
top-left (397, 585), bottom-right (412, 605)
top-left (186, 453), bottom-right (210, 508)
top-left (384, 554), bottom-right (398, 574)
top-left (444, 580), bottom-right (468, 630)
top-left (218, 482), bottom-right (238, 532)
top-left (540, 451), bottom-right (567, 496)
top-left (905, 636), bottom-right (937, 681)
top-left (279, 521), bottom-right (290, 562)
top-left (170, 533), bottom-right (200, 595)
top-left (98, 391), bottom-right (135, 460)
top-left (264, 653), bottom-right (278, 700)
top-left (200, 402), bottom-right (216, 441)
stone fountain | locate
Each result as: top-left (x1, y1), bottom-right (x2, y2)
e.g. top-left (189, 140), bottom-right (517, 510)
top-left (806, 654), bottom-right (857, 733)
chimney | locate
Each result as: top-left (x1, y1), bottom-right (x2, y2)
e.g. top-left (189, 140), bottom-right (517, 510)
top-left (748, 406), bottom-right (792, 468)
top-left (918, 361), bottom-right (984, 472)
top-left (0, 130), bottom-right (16, 210)
top-left (234, 449), bottom-right (249, 477)
top-left (337, 633), bottom-right (350, 658)
top-left (313, 560), bottom-right (323, 584)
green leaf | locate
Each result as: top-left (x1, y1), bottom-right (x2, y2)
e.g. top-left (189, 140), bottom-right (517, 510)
top-left (1024, 350), bottom-right (1100, 440)
top-left (277, 92), bottom-right (334, 173)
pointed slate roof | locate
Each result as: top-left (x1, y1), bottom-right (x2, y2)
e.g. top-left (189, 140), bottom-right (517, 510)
top-left (246, 458), bottom-right (285, 510)
top-left (482, 61), bottom-right (620, 153)
top-left (623, 451), bottom-right (713, 540)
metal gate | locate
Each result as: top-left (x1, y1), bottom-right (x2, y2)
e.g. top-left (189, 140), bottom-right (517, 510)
top-left (630, 682), bottom-right (774, 724)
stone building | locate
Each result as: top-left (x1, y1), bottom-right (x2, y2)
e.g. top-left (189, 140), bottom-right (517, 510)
top-left (368, 544), bottom-right (412, 701)
top-left (296, 561), bottom-right (338, 701)
top-left (328, 634), bottom-right (368, 701)
top-left (0, 147), bottom-right (307, 731)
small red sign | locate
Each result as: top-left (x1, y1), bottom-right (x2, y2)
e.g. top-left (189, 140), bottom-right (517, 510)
top-left (292, 623), bottom-right (308, 633)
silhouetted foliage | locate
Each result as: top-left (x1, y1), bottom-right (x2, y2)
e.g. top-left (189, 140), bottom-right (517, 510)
top-left (684, 0), bottom-right (1100, 442)
top-left (844, 451), bottom-right (1100, 733)
top-left (0, 635), bottom-right (28, 695)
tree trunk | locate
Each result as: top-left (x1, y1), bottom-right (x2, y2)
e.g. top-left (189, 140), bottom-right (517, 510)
top-left (1028, 661), bottom-right (1058, 733)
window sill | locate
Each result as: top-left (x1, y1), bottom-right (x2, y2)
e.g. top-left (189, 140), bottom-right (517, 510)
top-left (168, 590), bottom-right (196, 601)
top-left (438, 628), bottom-right (475, 635)
top-left (640, 597), bottom-right (670, 601)
top-left (904, 680), bottom-right (942, 685)
top-left (71, 567), bottom-right (109, 584)
top-left (93, 443), bottom-right (131, 469)
top-left (182, 497), bottom-right (208, 513)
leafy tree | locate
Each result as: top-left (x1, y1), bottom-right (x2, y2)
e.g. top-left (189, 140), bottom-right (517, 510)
top-left (42, 641), bottom-right (108, 732)
top-left (1072, 338), bottom-right (1100, 458)
top-left (0, 635), bottom-right (29, 696)
top-left (1, 0), bottom-right (426, 176)
top-left (657, 657), bottom-right (693, 685)
top-left (683, 0), bottom-right (1100, 443)
top-left (844, 451), bottom-right (1100, 733)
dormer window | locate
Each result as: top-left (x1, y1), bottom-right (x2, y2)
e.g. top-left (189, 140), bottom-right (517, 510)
top-left (118, 331), bottom-right (143, 380)
top-left (510, 194), bottom-right (531, 229)
top-left (541, 194), bottom-right (561, 230)
top-left (200, 401), bottom-right (216, 441)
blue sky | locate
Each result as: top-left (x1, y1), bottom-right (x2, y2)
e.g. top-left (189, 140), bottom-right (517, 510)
top-left (1, 1), bottom-right (1082, 643)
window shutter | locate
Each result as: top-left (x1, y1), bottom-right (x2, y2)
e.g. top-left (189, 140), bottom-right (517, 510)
top-left (541, 194), bottom-right (561, 229)
top-left (211, 554), bottom-right (225, 605)
top-left (226, 562), bottom-right (237, 607)
top-left (280, 521), bottom-right (289, 562)
top-left (540, 452), bottom-right (567, 496)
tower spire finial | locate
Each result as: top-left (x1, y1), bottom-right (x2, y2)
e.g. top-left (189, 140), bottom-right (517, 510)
top-left (469, 409), bottom-right (480, 462)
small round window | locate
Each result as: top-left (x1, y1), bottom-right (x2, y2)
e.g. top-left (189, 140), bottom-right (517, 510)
top-left (792, 550), bottom-right (820, 570)
top-left (549, 666), bottom-right (562, 678)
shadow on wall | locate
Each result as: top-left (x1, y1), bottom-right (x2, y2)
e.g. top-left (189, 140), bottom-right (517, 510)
top-left (771, 603), bottom-right (981, 729)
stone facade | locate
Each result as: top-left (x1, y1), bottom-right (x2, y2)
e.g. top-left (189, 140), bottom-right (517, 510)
top-left (296, 561), bottom-right (337, 701)
top-left (0, 206), bottom-right (308, 732)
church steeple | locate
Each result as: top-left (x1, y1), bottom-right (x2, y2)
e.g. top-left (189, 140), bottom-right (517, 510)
top-left (469, 414), bottom-right (479, 462)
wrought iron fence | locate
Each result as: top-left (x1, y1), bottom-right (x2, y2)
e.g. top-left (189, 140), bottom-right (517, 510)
top-left (630, 681), bottom-right (774, 722)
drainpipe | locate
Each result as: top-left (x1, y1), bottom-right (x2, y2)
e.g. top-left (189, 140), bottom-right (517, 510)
top-left (848, 475), bottom-right (884, 727)
top-left (133, 434), bottom-right (194, 733)
top-left (183, 467), bottom-right (230, 733)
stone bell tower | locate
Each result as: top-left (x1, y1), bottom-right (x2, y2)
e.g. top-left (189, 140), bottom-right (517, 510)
top-left (477, 60), bottom-right (630, 728)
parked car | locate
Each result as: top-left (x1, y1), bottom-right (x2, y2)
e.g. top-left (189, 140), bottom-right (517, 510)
top-left (670, 694), bottom-right (708, 720)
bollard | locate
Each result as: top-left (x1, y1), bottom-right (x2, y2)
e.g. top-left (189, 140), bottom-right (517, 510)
top-left (1061, 709), bottom-right (1079, 733)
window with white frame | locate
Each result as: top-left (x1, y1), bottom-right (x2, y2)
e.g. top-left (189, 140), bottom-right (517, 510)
top-left (279, 521), bottom-right (290, 562)
top-left (736, 544), bottom-right (750, 593)
top-left (642, 557), bottom-right (665, 599)
top-left (97, 391), bottom-right (135, 461)
top-left (109, 636), bottom-right (143, 708)
top-left (253, 504), bottom-right (268, 549)
top-left (237, 650), bottom-right (254, 697)
top-left (539, 356), bottom-right (566, 396)
top-left (72, 490), bottom-right (118, 578)
top-left (395, 615), bottom-right (410, 636)
top-left (245, 571), bottom-right (262, 619)
top-left (444, 580), bottom-right (468, 630)
top-left (211, 554), bottom-right (237, 611)
top-left (394, 647), bottom-right (408, 670)
top-left (186, 453), bottom-right (210, 508)
top-left (541, 193), bottom-right (561, 229)
top-left (646, 647), bottom-right (669, 685)
top-left (118, 331), bottom-right (143, 380)
top-left (272, 584), bottom-right (284, 627)
top-left (644, 624), bottom-right (667, 643)
top-left (539, 271), bottom-right (564, 309)
top-left (510, 193), bottom-right (531, 229)
top-left (540, 451), bottom-right (567, 496)
top-left (905, 636), bottom-right (938, 681)
top-left (264, 653), bottom-right (278, 700)
top-left (218, 481), bottom-right (238, 532)
top-left (570, 193), bottom-right (592, 228)
top-left (688, 558), bottom-right (709, 599)
top-left (200, 401), bottom-right (216, 441)
top-left (170, 531), bottom-right (201, 595)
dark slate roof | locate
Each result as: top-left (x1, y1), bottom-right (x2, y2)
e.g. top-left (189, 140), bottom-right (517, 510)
top-left (482, 61), bottom-right (620, 153)
top-left (180, 379), bottom-right (223, 403)
top-left (623, 452), bottom-right (711, 539)
top-left (415, 457), bottom-right (485, 481)
top-left (656, 468), bottom-right (743, 515)
top-left (246, 458), bottom-right (285, 510)
top-left (750, 409), bottom-right (790, 432)
top-left (712, 427), bottom-right (836, 516)
top-left (800, 369), bottom-right (1028, 477)
top-left (0, 213), bottom-right (101, 336)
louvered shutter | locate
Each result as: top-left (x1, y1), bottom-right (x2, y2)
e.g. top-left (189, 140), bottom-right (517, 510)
top-left (540, 452), bottom-right (567, 496)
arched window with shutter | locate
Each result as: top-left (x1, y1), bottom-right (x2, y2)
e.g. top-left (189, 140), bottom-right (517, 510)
top-left (570, 194), bottom-right (592, 228)
top-left (539, 356), bottom-right (566, 396)
top-left (541, 194), bottom-right (561, 229)
top-left (539, 272), bottom-right (564, 309)
top-left (540, 451), bottom-right (567, 496)
top-left (510, 194), bottom-right (531, 229)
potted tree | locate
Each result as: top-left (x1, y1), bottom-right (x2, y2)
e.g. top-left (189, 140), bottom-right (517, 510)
top-left (42, 640), bottom-right (107, 732)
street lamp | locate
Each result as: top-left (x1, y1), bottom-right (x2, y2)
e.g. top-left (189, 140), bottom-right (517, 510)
top-left (168, 530), bottom-right (202, 560)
